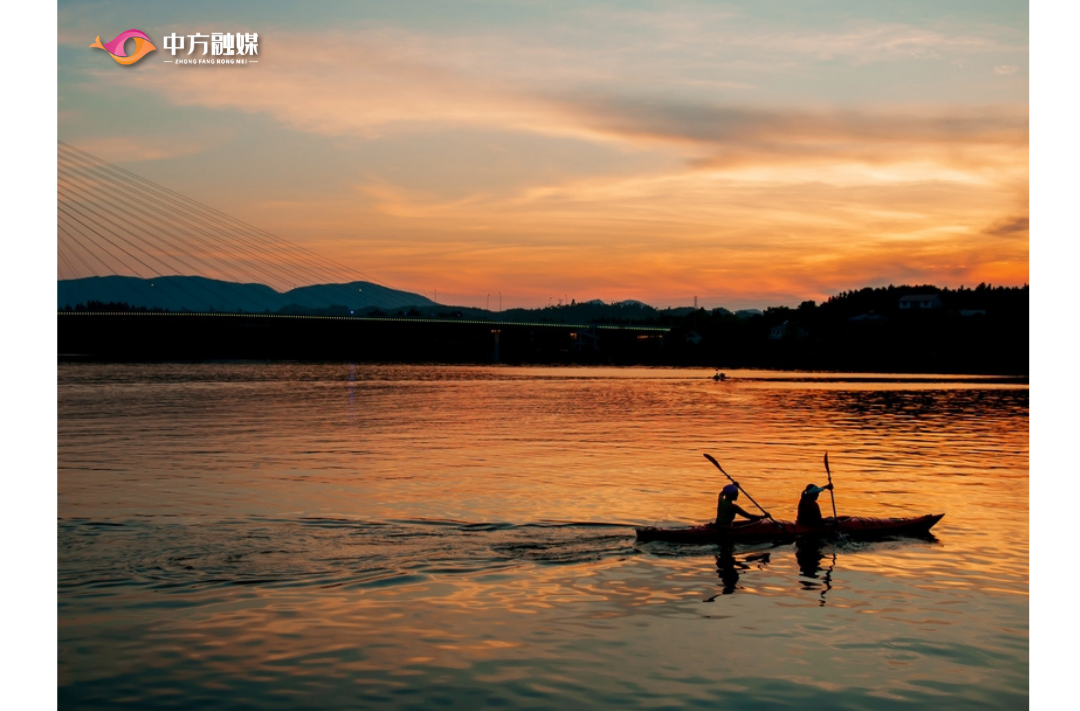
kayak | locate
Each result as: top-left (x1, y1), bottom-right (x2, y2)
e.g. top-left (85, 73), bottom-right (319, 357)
top-left (635, 513), bottom-right (944, 544)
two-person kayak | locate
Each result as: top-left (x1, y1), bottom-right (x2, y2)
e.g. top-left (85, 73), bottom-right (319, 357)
top-left (636, 513), bottom-right (944, 544)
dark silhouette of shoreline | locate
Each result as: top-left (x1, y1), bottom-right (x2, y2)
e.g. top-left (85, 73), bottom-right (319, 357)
top-left (58, 283), bottom-right (1028, 375)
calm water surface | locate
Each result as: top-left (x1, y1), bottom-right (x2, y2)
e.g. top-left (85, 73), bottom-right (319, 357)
top-left (58, 364), bottom-right (1028, 709)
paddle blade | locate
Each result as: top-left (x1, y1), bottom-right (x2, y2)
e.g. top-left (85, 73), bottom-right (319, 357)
top-left (703, 453), bottom-right (727, 477)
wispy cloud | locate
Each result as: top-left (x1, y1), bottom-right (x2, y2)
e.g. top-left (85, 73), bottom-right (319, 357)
top-left (984, 214), bottom-right (1029, 237)
top-left (741, 22), bottom-right (1022, 63)
top-left (566, 7), bottom-right (1025, 64)
top-left (557, 96), bottom-right (1028, 173)
top-left (102, 28), bottom-right (1027, 175)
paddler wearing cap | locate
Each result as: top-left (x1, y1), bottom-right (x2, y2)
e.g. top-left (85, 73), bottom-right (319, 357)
top-left (797, 483), bottom-right (835, 527)
top-left (714, 483), bottom-right (770, 527)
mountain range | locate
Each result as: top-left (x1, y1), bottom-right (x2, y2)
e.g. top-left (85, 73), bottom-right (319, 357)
top-left (58, 275), bottom-right (438, 314)
top-left (57, 275), bottom-right (748, 322)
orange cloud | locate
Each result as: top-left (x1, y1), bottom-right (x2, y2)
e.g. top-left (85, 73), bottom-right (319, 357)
top-left (218, 152), bottom-right (1025, 309)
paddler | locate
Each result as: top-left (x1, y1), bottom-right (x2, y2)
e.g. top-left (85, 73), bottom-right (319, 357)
top-left (714, 483), bottom-right (770, 527)
top-left (796, 483), bottom-right (835, 527)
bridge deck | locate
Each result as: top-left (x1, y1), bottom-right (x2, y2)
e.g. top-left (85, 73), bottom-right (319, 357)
top-left (58, 311), bottom-right (670, 364)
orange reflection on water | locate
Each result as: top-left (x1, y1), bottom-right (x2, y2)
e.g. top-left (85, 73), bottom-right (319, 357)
top-left (59, 364), bottom-right (1028, 708)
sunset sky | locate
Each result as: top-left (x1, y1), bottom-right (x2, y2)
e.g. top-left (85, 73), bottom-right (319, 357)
top-left (57, 0), bottom-right (1029, 310)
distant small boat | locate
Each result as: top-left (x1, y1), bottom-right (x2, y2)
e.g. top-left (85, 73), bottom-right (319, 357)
top-left (712, 371), bottom-right (727, 381)
top-left (636, 513), bottom-right (944, 544)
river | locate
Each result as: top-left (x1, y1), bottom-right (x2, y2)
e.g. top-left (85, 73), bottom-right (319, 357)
top-left (58, 363), bottom-right (1028, 709)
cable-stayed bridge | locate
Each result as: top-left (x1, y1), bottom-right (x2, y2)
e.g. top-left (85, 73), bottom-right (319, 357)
top-left (57, 142), bottom-right (668, 362)
top-left (58, 140), bottom-right (440, 315)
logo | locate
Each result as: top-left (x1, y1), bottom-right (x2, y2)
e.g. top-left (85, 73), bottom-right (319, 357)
top-left (162, 33), bottom-right (259, 65)
top-left (90, 29), bottom-right (157, 65)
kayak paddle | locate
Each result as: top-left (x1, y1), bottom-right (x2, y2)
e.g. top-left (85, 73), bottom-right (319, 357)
top-left (703, 453), bottom-right (771, 518)
top-left (823, 452), bottom-right (839, 520)
top-left (824, 452), bottom-right (845, 540)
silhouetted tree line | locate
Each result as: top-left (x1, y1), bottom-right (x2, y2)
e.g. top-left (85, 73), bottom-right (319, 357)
top-left (63, 301), bottom-right (166, 313)
top-left (660, 284), bottom-right (1028, 375)
top-left (817, 283), bottom-right (1027, 319)
top-left (498, 300), bottom-right (666, 326)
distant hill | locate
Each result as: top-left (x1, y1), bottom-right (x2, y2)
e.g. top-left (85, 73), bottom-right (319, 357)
top-left (497, 299), bottom-right (664, 325)
top-left (58, 276), bottom-right (437, 314)
top-left (57, 276), bottom-right (699, 323)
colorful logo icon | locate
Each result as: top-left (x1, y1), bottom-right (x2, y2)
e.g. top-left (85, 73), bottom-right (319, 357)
top-left (90, 29), bottom-right (156, 65)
